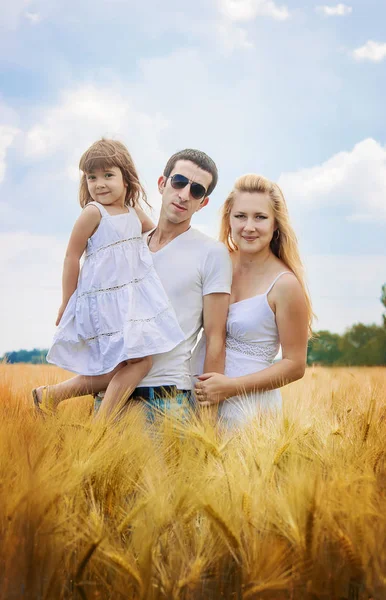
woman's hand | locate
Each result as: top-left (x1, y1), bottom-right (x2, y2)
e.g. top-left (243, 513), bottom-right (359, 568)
top-left (195, 373), bottom-right (236, 406)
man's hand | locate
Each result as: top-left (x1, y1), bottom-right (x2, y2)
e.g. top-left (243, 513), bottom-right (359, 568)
top-left (195, 372), bottom-right (236, 406)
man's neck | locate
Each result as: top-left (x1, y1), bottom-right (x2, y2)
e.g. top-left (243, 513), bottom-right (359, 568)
top-left (148, 215), bottom-right (192, 252)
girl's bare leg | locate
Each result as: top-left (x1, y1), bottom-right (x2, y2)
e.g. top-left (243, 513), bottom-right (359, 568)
top-left (33, 363), bottom-right (125, 408)
top-left (95, 356), bottom-right (152, 420)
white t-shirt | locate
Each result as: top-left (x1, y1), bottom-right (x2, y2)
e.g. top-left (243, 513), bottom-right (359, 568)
top-left (140, 228), bottom-right (232, 389)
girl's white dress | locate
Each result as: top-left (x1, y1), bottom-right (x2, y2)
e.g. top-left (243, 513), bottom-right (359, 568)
top-left (192, 272), bottom-right (291, 428)
top-left (47, 202), bottom-right (185, 375)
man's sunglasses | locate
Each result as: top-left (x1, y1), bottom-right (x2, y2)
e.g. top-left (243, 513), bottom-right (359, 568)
top-left (166, 174), bottom-right (207, 201)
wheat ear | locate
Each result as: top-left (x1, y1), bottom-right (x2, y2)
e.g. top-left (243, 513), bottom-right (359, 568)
top-left (201, 503), bottom-right (240, 554)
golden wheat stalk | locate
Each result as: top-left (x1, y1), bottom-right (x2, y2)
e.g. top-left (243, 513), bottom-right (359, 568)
top-left (101, 549), bottom-right (142, 590)
top-left (273, 442), bottom-right (291, 467)
top-left (176, 558), bottom-right (205, 593)
top-left (336, 529), bottom-right (364, 578)
top-left (201, 503), bottom-right (240, 555)
top-left (186, 429), bottom-right (222, 458)
top-left (241, 492), bottom-right (252, 522)
top-left (116, 498), bottom-right (149, 534)
top-left (244, 578), bottom-right (294, 598)
top-left (73, 538), bottom-right (103, 598)
top-left (362, 396), bottom-right (376, 443)
top-left (373, 450), bottom-right (384, 474)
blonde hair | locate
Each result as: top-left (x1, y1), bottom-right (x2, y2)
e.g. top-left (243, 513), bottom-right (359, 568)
top-left (78, 139), bottom-right (149, 209)
top-left (219, 174), bottom-right (313, 335)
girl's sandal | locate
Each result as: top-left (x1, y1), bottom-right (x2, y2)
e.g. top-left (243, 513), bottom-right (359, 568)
top-left (32, 387), bottom-right (56, 416)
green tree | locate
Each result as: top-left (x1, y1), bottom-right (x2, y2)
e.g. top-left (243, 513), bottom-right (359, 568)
top-left (3, 348), bottom-right (48, 364)
top-left (307, 331), bottom-right (343, 365)
top-left (338, 323), bottom-right (386, 366)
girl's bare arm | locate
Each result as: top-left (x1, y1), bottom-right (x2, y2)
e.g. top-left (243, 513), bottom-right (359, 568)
top-left (56, 206), bottom-right (101, 324)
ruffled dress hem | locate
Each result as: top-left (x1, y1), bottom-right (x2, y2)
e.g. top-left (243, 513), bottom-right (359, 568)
top-left (46, 336), bottom-right (181, 376)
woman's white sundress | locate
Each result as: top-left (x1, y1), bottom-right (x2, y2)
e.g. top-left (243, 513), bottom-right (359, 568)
top-left (47, 202), bottom-right (185, 376)
top-left (192, 272), bottom-right (292, 429)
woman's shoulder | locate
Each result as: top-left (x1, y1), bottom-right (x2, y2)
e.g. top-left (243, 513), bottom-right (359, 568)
top-left (268, 269), bottom-right (304, 302)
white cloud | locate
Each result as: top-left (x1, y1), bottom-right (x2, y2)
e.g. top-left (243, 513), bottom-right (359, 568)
top-left (0, 232), bottom-right (65, 354)
top-left (306, 254), bottom-right (385, 332)
top-left (316, 4), bottom-right (352, 17)
top-left (216, 21), bottom-right (254, 52)
top-left (25, 84), bottom-right (168, 160)
top-left (346, 213), bottom-right (380, 223)
top-left (278, 138), bottom-right (386, 221)
top-left (0, 126), bottom-right (20, 183)
top-left (21, 82), bottom-right (169, 214)
top-left (0, 0), bottom-right (30, 29)
top-left (353, 40), bottom-right (386, 63)
top-left (11, 50), bottom-right (262, 230)
top-left (219, 0), bottom-right (290, 22)
top-left (0, 201), bottom-right (25, 229)
top-left (0, 0), bottom-right (43, 29)
top-left (25, 11), bottom-right (41, 24)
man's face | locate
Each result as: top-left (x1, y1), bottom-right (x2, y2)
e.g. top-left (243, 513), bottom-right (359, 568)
top-left (158, 160), bottom-right (212, 225)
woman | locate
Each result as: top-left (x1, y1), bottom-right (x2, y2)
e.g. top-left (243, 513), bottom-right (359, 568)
top-left (193, 174), bottom-right (313, 428)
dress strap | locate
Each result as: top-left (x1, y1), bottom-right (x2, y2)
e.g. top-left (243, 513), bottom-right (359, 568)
top-left (86, 201), bottom-right (109, 217)
top-left (265, 271), bottom-right (293, 295)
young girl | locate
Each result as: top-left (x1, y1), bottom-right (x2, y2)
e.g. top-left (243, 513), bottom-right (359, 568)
top-left (32, 139), bottom-right (184, 418)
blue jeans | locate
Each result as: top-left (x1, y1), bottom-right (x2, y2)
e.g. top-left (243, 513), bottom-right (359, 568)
top-left (94, 386), bottom-right (194, 422)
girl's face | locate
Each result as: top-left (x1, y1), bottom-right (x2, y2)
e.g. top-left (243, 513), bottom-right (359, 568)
top-left (229, 191), bottom-right (276, 255)
top-left (86, 166), bottom-right (127, 207)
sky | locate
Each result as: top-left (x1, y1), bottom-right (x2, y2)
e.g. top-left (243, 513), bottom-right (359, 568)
top-left (0, 0), bottom-right (385, 354)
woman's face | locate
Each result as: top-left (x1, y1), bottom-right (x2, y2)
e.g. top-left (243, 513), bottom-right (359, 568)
top-left (229, 191), bottom-right (276, 254)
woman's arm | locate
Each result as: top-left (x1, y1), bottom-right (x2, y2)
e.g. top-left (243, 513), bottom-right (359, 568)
top-left (56, 206), bottom-right (101, 325)
top-left (196, 275), bottom-right (309, 404)
top-left (135, 206), bottom-right (156, 233)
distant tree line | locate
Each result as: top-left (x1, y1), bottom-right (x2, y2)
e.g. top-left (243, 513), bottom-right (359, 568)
top-left (2, 348), bottom-right (48, 364)
top-left (308, 284), bottom-right (386, 366)
top-left (3, 286), bottom-right (386, 367)
top-left (307, 324), bottom-right (386, 366)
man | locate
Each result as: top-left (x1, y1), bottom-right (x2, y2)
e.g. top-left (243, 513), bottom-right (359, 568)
top-left (96, 148), bottom-right (232, 417)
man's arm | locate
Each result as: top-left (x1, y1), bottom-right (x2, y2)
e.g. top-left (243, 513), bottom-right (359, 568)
top-left (202, 293), bottom-right (230, 374)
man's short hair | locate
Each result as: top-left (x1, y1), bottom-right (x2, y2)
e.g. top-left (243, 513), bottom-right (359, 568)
top-left (163, 149), bottom-right (218, 197)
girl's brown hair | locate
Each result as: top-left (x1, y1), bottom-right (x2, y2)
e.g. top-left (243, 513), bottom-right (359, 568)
top-left (78, 139), bottom-right (149, 209)
top-left (219, 173), bottom-right (313, 336)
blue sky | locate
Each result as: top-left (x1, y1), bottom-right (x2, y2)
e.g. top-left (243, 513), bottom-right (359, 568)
top-left (1, 0), bottom-right (385, 354)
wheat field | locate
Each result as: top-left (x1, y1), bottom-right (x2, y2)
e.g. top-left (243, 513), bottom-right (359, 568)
top-left (0, 364), bottom-right (385, 600)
